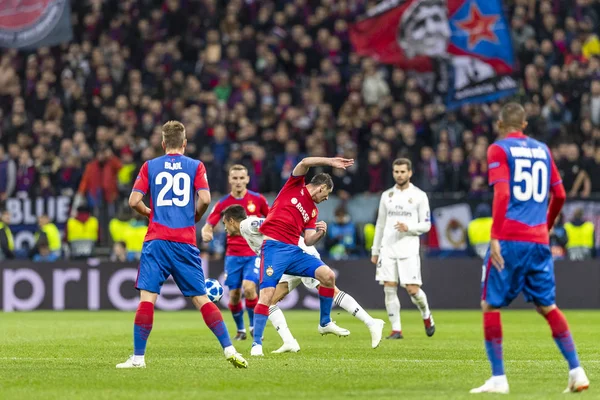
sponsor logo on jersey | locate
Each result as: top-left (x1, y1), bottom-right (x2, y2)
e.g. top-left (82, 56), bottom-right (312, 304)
top-left (266, 266), bottom-right (274, 276)
top-left (388, 210), bottom-right (412, 217)
top-left (295, 201), bottom-right (310, 223)
top-left (247, 201), bottom-right (256, 213)
top-left (164, 161), bottom-right (182, 170)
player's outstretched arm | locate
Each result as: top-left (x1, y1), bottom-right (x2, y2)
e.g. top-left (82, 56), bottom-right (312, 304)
top-left (292, 157), bottom-right (354, 177)
top-left (196, 190), bottom-right (211, 223)
top-left (129, 191), bottom-right (151, 217)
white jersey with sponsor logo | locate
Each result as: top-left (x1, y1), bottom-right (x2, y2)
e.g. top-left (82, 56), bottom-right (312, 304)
top-left (239, 216), bottom-right (321, 259)
top-left (372, 183), bottom-right (431, 259)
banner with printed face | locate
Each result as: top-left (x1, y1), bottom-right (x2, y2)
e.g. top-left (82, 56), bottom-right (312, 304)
top-left (0, 0), bottom-right (73, 49)
top-left (349, 0), bottom-right (517, 109)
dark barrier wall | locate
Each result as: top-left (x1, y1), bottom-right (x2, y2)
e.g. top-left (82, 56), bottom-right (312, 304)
top-left (1, 259), bottom-right (599, 311)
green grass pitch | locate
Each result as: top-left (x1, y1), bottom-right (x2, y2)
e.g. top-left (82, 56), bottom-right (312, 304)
top-left (1, 310), bottom-right (598, 399)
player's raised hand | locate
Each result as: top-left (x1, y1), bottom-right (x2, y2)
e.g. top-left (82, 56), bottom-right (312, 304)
top-left (490, 239), bottom-right (504, 271)
top-left (329, 157), bottom-right (354, 170)
top-left (315, 221), bottom-right (328, 234)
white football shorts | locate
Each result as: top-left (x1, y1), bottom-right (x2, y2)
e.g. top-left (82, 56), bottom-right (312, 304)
top-left (375, 255), bottom-right (422, 287)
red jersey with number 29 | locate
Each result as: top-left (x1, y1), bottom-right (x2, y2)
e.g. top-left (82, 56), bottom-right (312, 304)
top-left (260, 174), bottom-right (317, 245)
top-left (487, 132), bottom-right (563, 245)
top-left (133, 154), bottom-right (209, 245)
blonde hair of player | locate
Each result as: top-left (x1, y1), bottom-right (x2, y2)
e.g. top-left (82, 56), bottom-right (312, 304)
top-left (161, 120), bottom-right (187, 153)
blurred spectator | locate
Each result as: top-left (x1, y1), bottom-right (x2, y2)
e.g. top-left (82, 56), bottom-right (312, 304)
top-left (30, 214), bottom-right (61, 262)
top-left (0, 145), bottom-right (16, 202)
top-left (123, 215), bottom-right (148, 261)
top-left (550, 213), bottom-right (568, 260)
top-left (0, 209), bottom-right (15, 261)
top-left (66, 205), bottom-right (99, 259)
top-left (467, 204), bottom-right (492, 259)
top-left (326, 206), bottom-right (357, 260)
top-left (110, 241), bottom-right (128, 262)
top-left (76, 146), bottom-right (122, 212)
top-left (564, 208), bottom-right (595, 261)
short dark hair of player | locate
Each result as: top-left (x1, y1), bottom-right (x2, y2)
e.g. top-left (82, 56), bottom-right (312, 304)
top-left (310, 173), bottom-right (334, 190)
top-left (229, 164), bottom-right (248, 175)
top-left (162, 120), bottom-right (186, 150)
top-left (499, 102), bottom-right (526, 130)
top-left (392, 158), bottom-right (412, 171)
top-left (221, 205), bottom-right (248, 222)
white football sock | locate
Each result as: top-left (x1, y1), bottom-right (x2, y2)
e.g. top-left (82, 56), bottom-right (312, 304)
top-left (410, 288), bottom-right (431, 319)
top-left (384, 286), bottom-right (401, 332)
top-left (268, 305), bottom-right (295, 343)
top-left (334, 291), bottom-right (374, 326)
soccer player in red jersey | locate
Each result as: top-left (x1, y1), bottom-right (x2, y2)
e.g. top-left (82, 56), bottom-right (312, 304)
top-left (116, 121), bottom-right (247, 369)
top-left (201, 164), bottom-right (269, 339)
top-left (249, 156), bottom-right (354, 356)
top-left (471, 103), bottom-right (588, 393)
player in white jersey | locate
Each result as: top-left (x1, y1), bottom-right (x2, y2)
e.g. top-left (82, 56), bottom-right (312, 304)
top-left (221, 205), bottom-right (385, 352)
top-left (371, 158), bottom-right (435, 339)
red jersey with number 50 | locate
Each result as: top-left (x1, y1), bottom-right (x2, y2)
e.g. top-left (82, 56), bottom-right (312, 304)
top-left (133, 154), bottom-right (209, 245)
top-left (260, 174), bottom-right (318, 245)
top-left (206, 190), bottom-right (269, 256)
top-left (487, 132), bottom-right (563, 244)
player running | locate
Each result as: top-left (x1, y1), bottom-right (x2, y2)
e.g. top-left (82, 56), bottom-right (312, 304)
top-left (220, 205), bottom-right (385, 351)
top-left (116, 121), bottom-right (247, 369)
top-left (371, 158), bottom-right (434, 339)
top-left (470, 103), bottom-right (589, 394)
top-left (248, 157), bottom-right (354, 356)
top-left (201, 165), bottom-right (269, 340)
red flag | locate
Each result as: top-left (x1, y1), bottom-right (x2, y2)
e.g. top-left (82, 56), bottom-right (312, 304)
top-left (349, 0), bottom-right (433, 71)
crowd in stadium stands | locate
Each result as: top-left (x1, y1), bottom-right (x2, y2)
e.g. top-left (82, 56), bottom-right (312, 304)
top-left (0, 0), bottom-right (599, 260)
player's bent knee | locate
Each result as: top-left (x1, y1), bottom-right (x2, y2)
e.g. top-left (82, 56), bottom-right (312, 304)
top-left (315, 265), bottom-right (335, 287)
top-left (405, 285), bottom-right (419, 296)
top-left (480, 300), bottom-right (495, 312)
top-left (229, 288), bottom-right (242, 304)
top-left (191, 295), bottom-right (211, 310)
top-left (270, 284), bottom-right (289, 305)
top-left (383, 281), bottom-right (397, 288)
top-left (258, 287), bottom-right (276, 305)
top-left (242, 281), bottom-right (257, 299)
top-left (535, 304), bottom-right (556, 316)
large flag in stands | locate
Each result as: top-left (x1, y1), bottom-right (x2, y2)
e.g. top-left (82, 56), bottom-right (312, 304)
top-left (350, 0), bottom-right (517, 109)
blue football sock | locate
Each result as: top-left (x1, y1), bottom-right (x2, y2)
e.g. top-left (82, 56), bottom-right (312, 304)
top-left (318, 287), bottom-right (335, 327)
top-left (484, 312), bottom-right (505, 376)
top-left (201, 303), bottom-right (232, 349)
top-left (133, 302), bottom-right (154, 356)
top-left (252, 304), bottom-right (269, 346)
top-left (246, 297), bottom-right (258, 328)
top-left (546, 308), bottom-right (580, 370)
top-left (228, 302), bottom-right (245, 332)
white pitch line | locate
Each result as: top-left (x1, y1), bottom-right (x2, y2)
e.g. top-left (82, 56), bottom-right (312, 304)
top-left (1, 357), bottom-right (600, 363)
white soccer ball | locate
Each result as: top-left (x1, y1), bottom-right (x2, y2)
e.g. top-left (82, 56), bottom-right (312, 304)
top-left (205, 278), bottom-right (224, 303)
